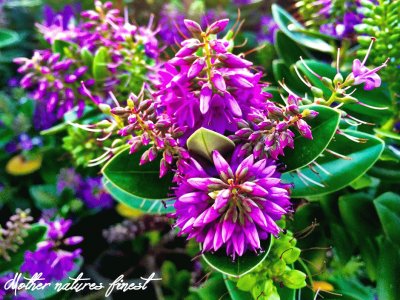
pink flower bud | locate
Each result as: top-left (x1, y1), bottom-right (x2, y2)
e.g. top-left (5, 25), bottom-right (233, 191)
top-left (207, 19), bottom-right (230, 35)
top-left (188, 58), bottom-right (206, 79)
top-left (184, 19), bottom-right (203, 35)
top-left (218, 53), bottom-right (253, 68)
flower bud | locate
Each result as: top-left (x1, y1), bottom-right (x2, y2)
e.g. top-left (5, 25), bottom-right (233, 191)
top-left (282, 270), bottom-right (307, 289)
top-left (207, 19), bottom-right (229, 35)
top-left (333, 72), bottom-right (344, 85)
top-left (184, 19), bottom-right (203, 36)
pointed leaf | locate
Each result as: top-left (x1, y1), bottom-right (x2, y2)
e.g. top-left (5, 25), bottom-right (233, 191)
top-left (281, 105), bottom-right (340, 171)
top-left (102, 147), bottom-right (175, 214)
top-left (187, 127), bottom-right (235, 161)
top-left (275, 30), bottom-right (312, 66)
top-left (374, 192), bottom-right (400, 247)
top-left (283, 130), bottom-right (384, 197)
top-left (272, 5), bottom-right (333, 53)
top-left (92, 46), bottom-right (110, 81)
top-left (202, 235), bottom-right (272, 277)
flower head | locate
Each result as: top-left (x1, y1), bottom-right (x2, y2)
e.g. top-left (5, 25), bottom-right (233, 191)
top-left (350, 38), bottom-right (389, 90)
top-left (172, 148), bottom-right (291, 259)
top-left (21, 218), bottom-right (83, 283)
top-left (78, 176), bottom-right (114, 209)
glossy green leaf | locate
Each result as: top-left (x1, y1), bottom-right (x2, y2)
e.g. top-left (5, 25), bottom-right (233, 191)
top-left (27, 257), bottom-right (83, 299)
top-left (29, 184), bottom-right (59, 210)
top-left (52, 39), bottom-right (77, 57)
top-left (202, 235), bottom-right (272, 277)
top-left (339, 193), bottom-right (381, 280)
top-left (190, 273), bottom-right (229, 300)
top-left (81, 47), bottom-right (94, 71)
top-left (369, 160), bottom-right (400, 182)
top-left (103, 177), bottom-right (175, 214)
top-left (281, 105), bottom-right (340, 171)
top-left (271, 4), bottom-right (333, 53)
top-left (295, 59), bottom-right (392, 124)
top-left (283, 130), bottom-right (384, 197)
top-left (0, 29), bottom-right (20, 48)
top-left (0, 225), bottom-right (47, 274)
top-left (376, 238), bottom-right (400, 300)
top-left (272, 59), bottom-right (308, 94)
top-left (225, 277), bottom-right (252, 300)
top-left (93, 46), bottom-right (110, 81)
top-left (374, 128), bottom-right (400, 141)
top-left (102, 147), bottom-right (175, 214)
top-left (275, 30), bottom-right (312, 66)
top-left (374, 192), bottom-right (400, 247)
top-left (187, 127), bottom-right (235, 161)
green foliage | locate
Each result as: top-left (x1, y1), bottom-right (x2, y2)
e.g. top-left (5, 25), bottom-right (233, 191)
top-left (355, 0), bottom-right (400, 90)
top-left (102, 147), bottom-right (175, 214)
top-left (161, 260), bottom-right (192, 300)
top-left (281, 105), bottom-right (341, 172)
top-left (202, 235), bottom-right (272, 277)
top-left (227, 230), bottom-right (305, 300)
top-left (374, 192), bottom-right (400, 247)
top-left (272, 4), bottom-right (334, 53)
top-left (284, 130), bottom-right (384, 198)
top-left (0, 224), bottom-right (47, 274)
top-left (187, 127), bottom-right (235, 161)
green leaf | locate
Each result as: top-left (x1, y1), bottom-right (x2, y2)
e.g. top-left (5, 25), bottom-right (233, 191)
top-left (29, 184), bottom-right (59, 210)
top-left (103, 177), bottom-right (175, 214)
top-left (0, 29), bottom-right (20, 48)
top-left (272, 59), bottom-right (308, 94)
top-left (225, 277), bottom-right (252, 300)
top-left (295, 59), bottom-right (392, 124)
top-left (271, 4), bottom-right (333, 53)
top-left (52, 39), bottom-right (77, 57)
top-left (81, 47), bottom-right (94, 71)
top-left (281, 105), bottom-right (340, 171)
top-left (374, 128), bottom-right (400, 141)
top-left (374, 192), bottom-right (400, 247)
top-left (190, 273), bottom-right (229, 300)
top-left (202, 235), bottom-right (272, 277)
top-left (0, 224), bottom-right (47, 274)
top-left (92, 46), bottom-right (110, 81)
top-left (376, 238), bottom-right (400, 300)
top-left (187, 127), bottom-right (235, 161)
top-left (275, 30), bottom-right (312, 66)
top-left (27, 257), bottom-right (83, 299)
top-left (102, 147), bottom-right (175, 214)
top-left (283, 130), bottom-right (384, 198)
top-left (338, 193), bottom-right (381, 280)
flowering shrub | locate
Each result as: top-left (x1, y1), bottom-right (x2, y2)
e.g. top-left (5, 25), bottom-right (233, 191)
top-left (1, 1), bottom-right (400, 300)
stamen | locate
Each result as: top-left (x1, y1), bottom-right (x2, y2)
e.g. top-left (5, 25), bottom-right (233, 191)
top-left (325, 149), bottom-right (352, 160)
top-left (300, 56), bottom-right (322, 79)
top-left (313, 162), bottom-right (331, 175)
top-left (296, 170), bottom-right (325, 187)
top-left (357, 101), bottom-right (388, 110)
top-left (294, 66), bottom-right (312, 87)
top-left (361, 37), bottom-right (376, 66)
top-left (336, 48), bottom-right (341, 74)
top-left (109, 91), bottom-right (120, 107)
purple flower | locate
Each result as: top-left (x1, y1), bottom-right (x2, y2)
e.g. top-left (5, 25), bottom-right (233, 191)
top-left (78, 177), bottom-right (114, 209)
top-left (257, 15), bottom-right (279, 44)
top-left (21, 219), bottom-right (82, 283)
top-left (57, 168), bottom-right (83, 194)
top-left (350, 38), bottom-right (389, 90)
top-left (172, 148), bottom-right (291, 259)
top-left (154, 18), bottom-right (272, 138)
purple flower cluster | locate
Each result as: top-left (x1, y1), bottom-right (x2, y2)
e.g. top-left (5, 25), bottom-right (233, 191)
top-left (158, 4), bottom-right (227, 46)
top-left (155, 19), bottom-right (272, 136)
top-left (15, 1), bottom-right (160, 129)
top-left (109, 18), bottom-right (317, 258)
top-left (21, 219), bottom-right (82, 283)
top-left (5, 133), bottom-right (42, 154)
top-left (57, 168), bottom-right (114, 209)
top-left (15, 50), bottom-right (93, 122)
top-left (173, 148), bottom-right (291, 259)
top-left (314, 0), bottom-right (363, 39)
